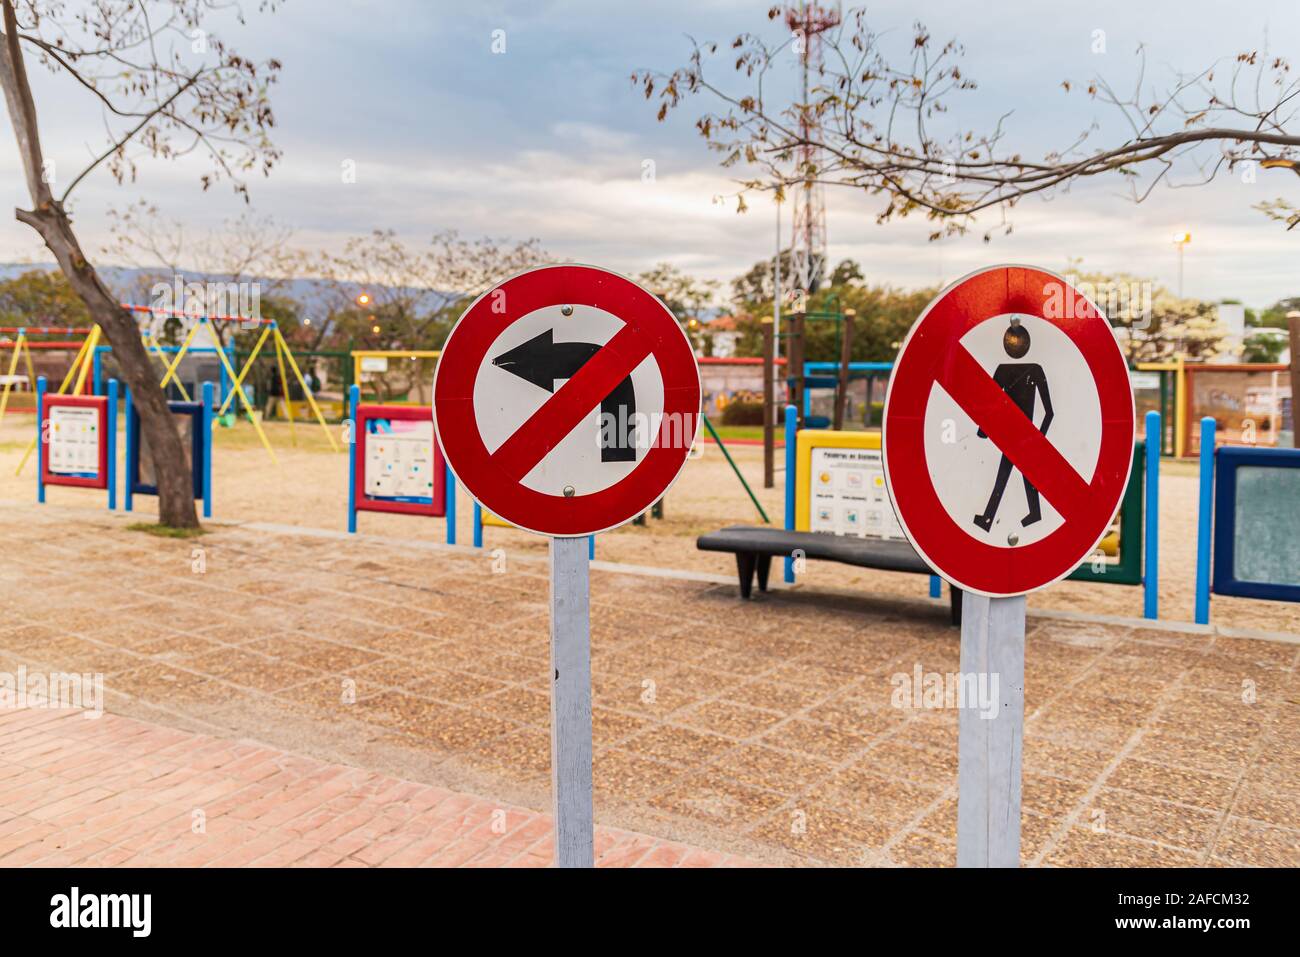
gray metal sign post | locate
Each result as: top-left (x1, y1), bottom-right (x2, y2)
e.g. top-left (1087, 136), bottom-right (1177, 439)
top-left (549, 536), bottom-right (594, 868)
top-left (956, 591), bottom-right (1027, 868)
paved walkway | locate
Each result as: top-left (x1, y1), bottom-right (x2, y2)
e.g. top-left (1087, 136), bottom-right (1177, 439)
top-left (1, 506), bottom-right (1297, 866)
top-left (0, 706), bottom-right (750, 867)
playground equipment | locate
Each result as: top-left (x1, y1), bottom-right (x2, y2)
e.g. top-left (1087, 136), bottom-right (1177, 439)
top-left (156, 313), bottom-right (339, 460)
top-left (0, 326), bottom-right (92, 423)
top-left (35, 374), bottom-right (118, 510)
top-left (15, 326), bottom-right (103, 476)
top-left (1193, 417), bottom-right (1300, 622)
top-left (1136, 358), bottom-right (1294, 457)
top-left (1184, 363), bottom-right (1292, 453)
top-left (760, 307), bottom-right (855, 485)
top-left (93, 342), bottom-right (233, 406)
top-left (699, 405), bottom-right (1163, 619)
top-left (124, 382), bottom-right (214, 519)
top-left (351, 349), bottom-right (441, 405)
top-left (347, 384), bottom-right (454, 541)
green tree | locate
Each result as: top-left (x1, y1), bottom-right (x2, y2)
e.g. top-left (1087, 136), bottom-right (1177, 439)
top-left (1243, 333), bottom-right (1287, 363)
top-left (1257, 297), bottom-right (1300, 328)
top-left (0, 268), bottom-right (90, 326)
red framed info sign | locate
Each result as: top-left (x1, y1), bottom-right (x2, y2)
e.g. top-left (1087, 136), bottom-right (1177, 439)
top-left (42, 394), bottom-right (110, 490)
top-left (353, 403), bottom-right (446, 517)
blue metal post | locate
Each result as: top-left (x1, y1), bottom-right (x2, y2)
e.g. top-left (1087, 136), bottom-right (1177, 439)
top-left (445, 456), bottom-right (456, 545)
top-left (106, 378), bottom-right (118, 510)
top-left (201, 381), bottom-right (214, 518)
top-left (1194, 417), bottom-right (1215, 625)
top-left (124, 387), bottom-right (134, 513)
top-left (473, 502), bottom-right (483, 548)
top-left (929, 575), bottom-right (941, 598)
top-left (589, 535), bottom-right (595, 561)
top-left (36, 375), bottom-right (46, 504)
top-left (1143, 411), bottom-right (1160, 619)
top-left (221, 344), bottom-right (234, 407)
top-left (93, 348), bottom-right (103, 396)
top-left (347, 384), bottom-right (359, 533)
top-left (783, 404), bottom-right (797, 583)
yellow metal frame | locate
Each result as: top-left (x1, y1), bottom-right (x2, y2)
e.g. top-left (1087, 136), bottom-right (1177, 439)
top-left (15, 325), bottom-right (101, 475)
top-left (481, 510), bottom-right (512, 529)
top-left (793, 429), bottom-right (881, 531)
top-left (0, 331), bottom-right (31, 425)
top-left (352, 350), bottom-right (441, 405)
top-left (1136, 356), bottom-right (1186, 458)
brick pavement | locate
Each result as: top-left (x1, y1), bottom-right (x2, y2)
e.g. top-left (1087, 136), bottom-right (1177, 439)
top-left (0, 706), bottom-right (751, 867)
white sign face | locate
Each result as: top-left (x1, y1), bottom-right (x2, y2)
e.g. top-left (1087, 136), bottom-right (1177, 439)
top-left (365, 419), bottom-right (435, 501)
top-left (921, 312), bottom-right (1103, 550)
top-left (472, 304), bottom-right (665, 498)
top-left (48, 406), bottom-right (100, 476)
top-left (1129, 371), bottom-right (1161, 391)
top-left (360, 356), bottom-right (389, 373)
top-left (809, 446), bottom-right (903, 539)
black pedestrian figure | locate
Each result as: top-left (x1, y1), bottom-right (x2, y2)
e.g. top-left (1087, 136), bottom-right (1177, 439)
top-left (973, 319), bottom-right (1054, 532)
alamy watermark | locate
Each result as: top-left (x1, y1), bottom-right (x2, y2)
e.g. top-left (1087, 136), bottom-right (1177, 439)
top-left (0, 667), bottom-right (103, 718)
top-left (597, 409), bottom-right (699, 453)
top-left (890, 663), bottom-right (1000, 719)
top-left (1044, 274), bottom-right (1153, 329)
top-left (149, 274), bottom-right (262, 328)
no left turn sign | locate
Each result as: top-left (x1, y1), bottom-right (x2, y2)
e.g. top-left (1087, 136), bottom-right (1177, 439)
top-left (882, 265), bottom-right (1135, 597)
top-left (434, 264), bottom-right (701, 537)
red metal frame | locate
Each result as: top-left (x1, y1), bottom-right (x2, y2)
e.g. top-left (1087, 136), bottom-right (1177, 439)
top-left (354, 403), bottom-right (446, 517)
top-left (41, 394), bottom-right (109, 490)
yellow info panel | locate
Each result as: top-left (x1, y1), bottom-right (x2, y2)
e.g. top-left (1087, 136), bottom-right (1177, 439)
top-left (794, 430), bottom-right (903, 539)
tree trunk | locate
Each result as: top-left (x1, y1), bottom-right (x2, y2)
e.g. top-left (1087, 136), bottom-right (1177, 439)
top-left (0, 2), bottom-right (197, 527)
top-left (19, 206), bottom-right (200, 527)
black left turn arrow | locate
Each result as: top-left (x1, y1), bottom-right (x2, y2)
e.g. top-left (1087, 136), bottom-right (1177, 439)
top-left (492, 328), bottom-right (636, 463)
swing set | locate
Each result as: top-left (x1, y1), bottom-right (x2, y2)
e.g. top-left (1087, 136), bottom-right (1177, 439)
top-left (4, 303), bottom-right (340, 476)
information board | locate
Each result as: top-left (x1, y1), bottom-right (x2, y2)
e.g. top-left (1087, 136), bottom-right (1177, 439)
top-left (365, 418), bottom-right (436, 503)
top-left (48, 406), bottom-right (101, 477)
top-left (808, 445), bottom-right (903, 539)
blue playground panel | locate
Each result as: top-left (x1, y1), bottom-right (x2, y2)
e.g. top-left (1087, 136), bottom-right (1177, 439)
top-left (1211, 444), bottom-right (1300, 604)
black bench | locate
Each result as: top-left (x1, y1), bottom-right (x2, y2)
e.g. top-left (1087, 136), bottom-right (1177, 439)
top-left (696, 526), bottom-right (962, 625)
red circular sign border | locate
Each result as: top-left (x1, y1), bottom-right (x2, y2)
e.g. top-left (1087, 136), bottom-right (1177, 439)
top-left (881, 264), bottom-right (1136, 597)
top-left (433, 264), bottom-right (701, 538)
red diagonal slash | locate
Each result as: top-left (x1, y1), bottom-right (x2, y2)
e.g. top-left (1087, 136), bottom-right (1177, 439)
top-left (490, 323), bottom-right (650, 483)
top-left (938, 345), bottom-right (1092, 521)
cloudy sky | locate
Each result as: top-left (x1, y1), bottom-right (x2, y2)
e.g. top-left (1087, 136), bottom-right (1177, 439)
top-left (1, 0), bottom-right (1297, 307)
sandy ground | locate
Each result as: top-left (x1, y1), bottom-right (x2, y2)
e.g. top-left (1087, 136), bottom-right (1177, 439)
top-left (1, 410), bottom-right (1296, 635)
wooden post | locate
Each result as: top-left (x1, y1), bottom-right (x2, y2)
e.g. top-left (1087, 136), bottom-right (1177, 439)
top-left (956, 591), bottom-right (1027, 868)
top-left (789, 311), bottom-right (806, 425)
top-left (1288, 312), bottom-right (1300, 448)
top-left (549, 536), bottom-right (594, 867)
top-left (834, 308), bottom-right (855, 431)
top-left (762, 316), bottom-right (775, 488)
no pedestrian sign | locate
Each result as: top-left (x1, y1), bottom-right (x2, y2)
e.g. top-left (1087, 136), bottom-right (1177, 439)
top-left (882, 265), bottom-right (1135, 597)
top-left (433, 264), bottom-right (701, 537)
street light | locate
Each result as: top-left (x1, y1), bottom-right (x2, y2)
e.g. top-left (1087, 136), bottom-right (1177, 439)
top-left (356, 293), bottom-right (371, 307)
top-left (1172, 231), bottom-right (1191, 298)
